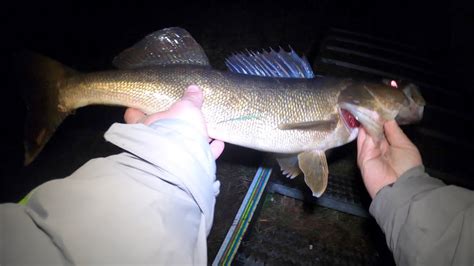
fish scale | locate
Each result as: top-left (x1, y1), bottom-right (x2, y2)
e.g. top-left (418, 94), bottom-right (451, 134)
top-left (61, 66), bottom-right (343, 153)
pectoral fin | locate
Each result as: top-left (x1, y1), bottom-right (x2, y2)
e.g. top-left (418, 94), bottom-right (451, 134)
top-left (297, 150), bottom-right (329, 197)
top-left (278, 115), bottom-right (338, 131)
top-left (276, 154), bottom-right (301, 179)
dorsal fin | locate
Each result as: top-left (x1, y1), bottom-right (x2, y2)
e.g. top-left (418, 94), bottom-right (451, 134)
top-left (113, 27), bottom-right (210, 69)
top-left (225, 47), bottom-right (315, 78)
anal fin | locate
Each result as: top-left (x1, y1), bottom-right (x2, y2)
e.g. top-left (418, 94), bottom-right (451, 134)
top-left (297, 150), bottom-right (329, 197)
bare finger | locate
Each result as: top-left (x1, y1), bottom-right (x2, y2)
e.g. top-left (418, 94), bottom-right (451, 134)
top-left (357, 127), bottom-right (367, 153)
top-left (124, 108), bottom-right (146, 124)
top-left (384, 120), bottom-right (413, 147)
top-left (209, 139), bottom-right (225, 160)
top-left (181, 85), bottom-right (204, 108)
top-left (357, 129), bottom-right (379, 166)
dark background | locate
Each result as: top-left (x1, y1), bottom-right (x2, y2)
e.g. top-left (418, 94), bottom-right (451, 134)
top-left (2, 0), bottom-right (474, 264)
top-left (4, 0), bottom-right (473, 200)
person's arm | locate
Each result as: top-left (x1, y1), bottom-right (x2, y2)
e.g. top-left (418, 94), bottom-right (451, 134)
top-left (357, 121), bottom-right (474, 265)
top-left (370, 166), bottom-right (474, 265)
top-left (1, 85), bottom-right (224, 265)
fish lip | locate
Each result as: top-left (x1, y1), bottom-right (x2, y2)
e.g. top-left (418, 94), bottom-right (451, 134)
top-left (395, 103), bottom-right (424, 125)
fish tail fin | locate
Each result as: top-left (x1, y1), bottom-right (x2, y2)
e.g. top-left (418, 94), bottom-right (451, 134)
top-left (17, 51), bottom-right (77, 165)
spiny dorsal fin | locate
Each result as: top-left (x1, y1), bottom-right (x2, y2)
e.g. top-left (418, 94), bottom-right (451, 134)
top-left (113, 27), bottom-right (210, 69)
top-left (225, 47), bottom-right (315, 78)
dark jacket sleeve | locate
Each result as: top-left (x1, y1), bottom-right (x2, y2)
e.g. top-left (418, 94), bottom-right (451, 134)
top-left (370, 165), bottom-right (474, 266)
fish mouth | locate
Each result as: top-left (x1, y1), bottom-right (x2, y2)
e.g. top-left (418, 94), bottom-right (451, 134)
top-left (340, 108), bottom-right (360, 129)
top-left (396, 82), bottom-right (425, 124)
top-left (395, 101), bottom-right (424, 125)
top-left (339, 103), bottom-right (385, 140)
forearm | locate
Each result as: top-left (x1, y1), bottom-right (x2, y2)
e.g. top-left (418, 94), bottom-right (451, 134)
top-left (370, 165), bottom-right (474, 265)
top-left (1, 119), bottom-right (219, 265)
top-left (104, 119), bottom-right (220, 231)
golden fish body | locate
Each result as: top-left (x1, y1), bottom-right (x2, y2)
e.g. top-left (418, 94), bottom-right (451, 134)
top-left (61, 65), bottom-right (350, 154)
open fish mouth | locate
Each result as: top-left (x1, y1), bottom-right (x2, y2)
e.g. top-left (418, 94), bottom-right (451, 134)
top-left (339, 103), bottom-right (385, 140)
top-left (340, 108), bottom-right (360, 129)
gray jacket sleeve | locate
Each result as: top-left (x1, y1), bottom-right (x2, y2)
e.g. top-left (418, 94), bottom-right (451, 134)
top-left (370, 165), bottom-right (474, 266)
top-left (1, 119), bottom-right (220, 265)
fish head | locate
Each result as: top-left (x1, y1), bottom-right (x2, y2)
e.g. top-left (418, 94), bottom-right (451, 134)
top-left (337, 80), bottom-right (425, 140)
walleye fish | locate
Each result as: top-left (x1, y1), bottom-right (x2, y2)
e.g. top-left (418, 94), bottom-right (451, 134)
top-left (20, 27), bottom-right (425, 197)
